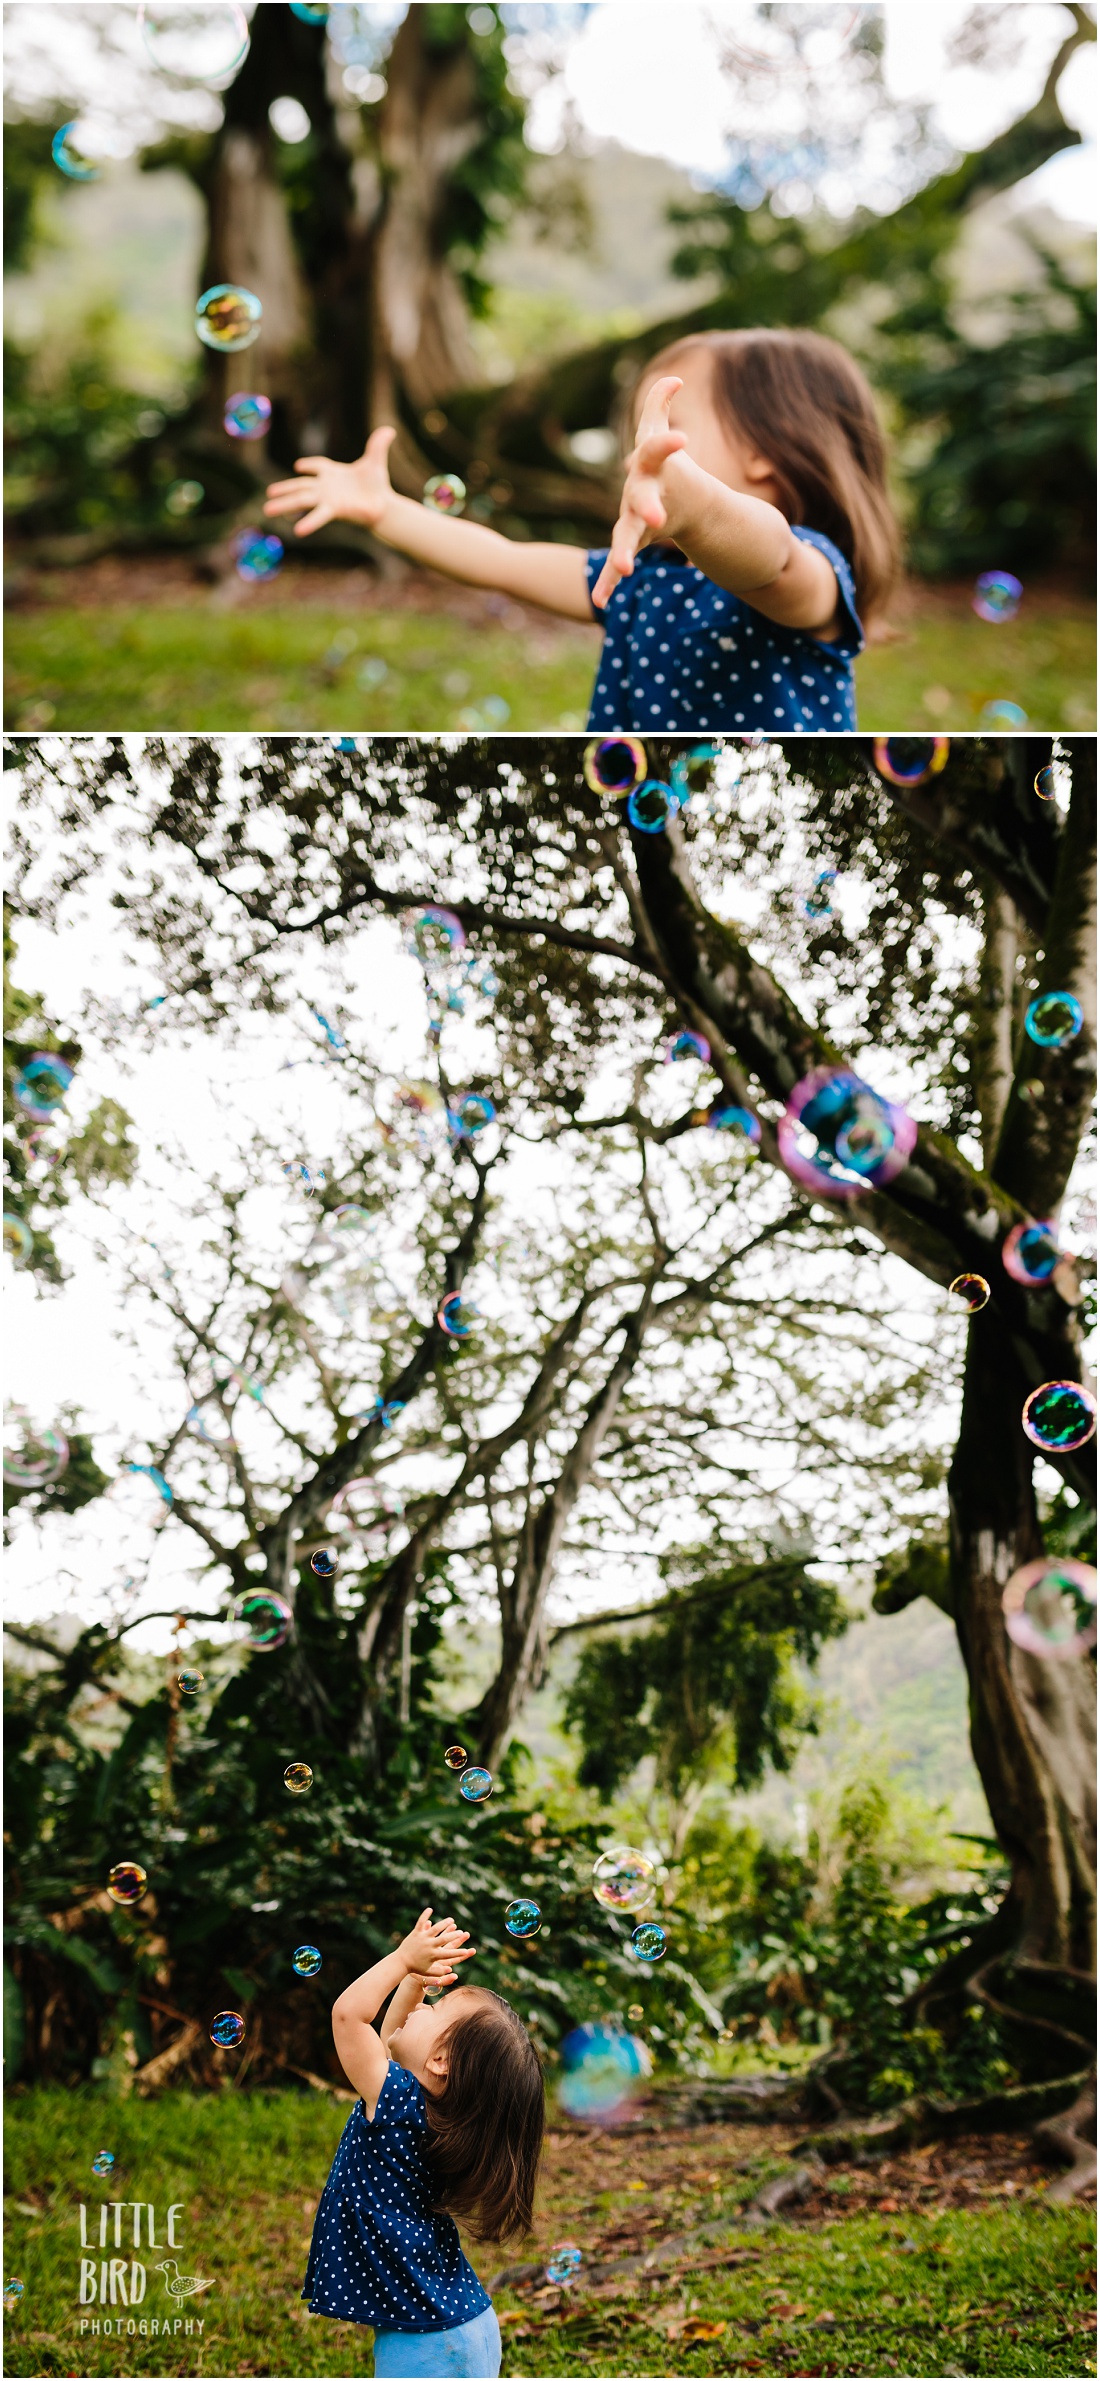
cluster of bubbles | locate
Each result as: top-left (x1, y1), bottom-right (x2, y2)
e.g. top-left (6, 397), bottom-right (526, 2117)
top-left (1002, 1557), bottom-right (1096, 1661)
top-left (1021, 1381), bottom-right (1096, 1455)
top-left (777, 1066), bottom-right (916, 1201)
top-left (444, 1745), bottom-right (494, 1803)
top-left (401, 904), bottom-right (500, 1070)
top-left (582, 737), bottom-right (728, 833)
top-left (872, 737), bottom-right (949, 788)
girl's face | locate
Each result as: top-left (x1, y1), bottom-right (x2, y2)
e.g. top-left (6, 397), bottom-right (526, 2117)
top-left (633, 348), bottom-right (782, 506)
top-left (389, 1988), bottom-right (475, 2092)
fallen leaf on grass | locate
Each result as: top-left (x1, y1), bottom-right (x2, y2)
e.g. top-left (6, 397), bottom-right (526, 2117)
top-left (681, 2319), bottom-right (728, 2344)
top-left (876, 2196), bottom-right (900, 2212)
top-left (765, 2300), bottom-right (809, 2319)
top-left (811, 2310), bottom-right (839, 2326)
top-left (498, 2312), bottom-right (528, 2327)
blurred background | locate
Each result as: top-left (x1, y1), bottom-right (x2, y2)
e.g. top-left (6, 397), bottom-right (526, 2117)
top-left (3, 0), bottom-right (1097, 731)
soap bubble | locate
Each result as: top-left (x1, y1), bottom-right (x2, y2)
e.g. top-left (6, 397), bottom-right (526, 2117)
top-left (13, 1053), bottom-right (74, 1117)
top-left (665, 1031), bottom-right (710, 1064)
top-left (293, 1944), bottom-right (323, 1976)
top-left (330, 1478), bottom-right (404, 1542)
top-left (1024, 992), bottom-right (1083, 1050)
top-left (224, 392), bottom-right (272, 440)
top-left (628, 780), bottom-right (674, 834)
top-left (972, 570), bottom-right (1022, 624)
top-left (592, 1846), bottom-right (656, 1915)
top-left (706, 1103), bottom-right (760, 1146)
top-left (4, 1215), bottom-right (33, 1264)
top-left (778, 1066), bottom-right (916, 1200)
top-left (505, 1899), bottom-right (542, 1938)
top-left (546, 2243), bottom-right (582, 2286)
top-left (949, 1274), bottom-right (990, 1313)
top-left (209, 2010), bottom-right (245, 2049)
top-left (233, 1589), bottom-right (293, 1649)
top-left (140, 4), bottom-right (250, 81)
top-left (1002, 1222), bottom-right (1060, 1286)
top-left (583, 736), bottom-right (647, 795)
top-left (670, 743), bottom-right (723, 805)
top-left (558, 2022), bottom-right (651, 2123)
top-left (803, 866), bottom-right (837, 922)
top-left (107, 1862), bottom-right (148, 1906)
top-left (233, 531), bottom-right (283, 582)
top-left (408, 906), bottom-right (466, 963)
top-left (980, 700), bottom-right (1028, 730)
top-left (1018, 1080), bottom-right (1045, 1104)
top-left (91, 2152), bottom-right (115, 2177)
top-left (423, 474), bottom-right (466, 515)
top-left (4, 2280), bottom-right (25, 2310)
top-left (872, 737), bottom-right (949, 788)
top-left (3, 1412), bottom-right (70, 1487)
top-left (284, 1763), bottom-right (313, 1794)
top-left (310, 1549), bottom-right (337, 1577)
top-left (290, 1), bottom-right (328, 17)
top-left (51, 119), bottom-right (103, 179)
top-left (177, 1670), bottom-right (204, 1695)
top-left (444, 1745), bottom-right (468, 1770)
top-left (459, 1766), bottom-right (493, 1803)
top-left (117, 1462), bottom-right (173, 1507)
top-left (324, 1203), bottom-right (375, 1243)
top-left (448, 1092), bottom-right (496, 1139)
top-left (631, 1922), bottom-right (667, 1962)
top-left (1002, 1557), bottom-right (1097, 1660)
top-left (195, 284), bottom-right (262, 351)
top-left (1034, 766), bottom-right (1057, 801)
top-left (437, 1293), bottom-right (479, 1339)
top-left (627, 2003), bottom-right (644, 2022)
top-left (1021, 1381), bottom-right (1096, 1453)
top-left (165, 479), bottom-right (204, 517)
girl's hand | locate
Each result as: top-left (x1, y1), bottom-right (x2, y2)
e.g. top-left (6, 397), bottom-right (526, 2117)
top-left (591, 377), bottom-right (687, 610)
top-left (398, 1908), bottom-right (476, 1981)
top-left (264, 425), bottom-right (397, 537)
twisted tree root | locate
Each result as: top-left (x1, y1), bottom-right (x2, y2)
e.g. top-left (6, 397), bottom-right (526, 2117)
top-left (1032, 2077), bottom-right (1097, 2203)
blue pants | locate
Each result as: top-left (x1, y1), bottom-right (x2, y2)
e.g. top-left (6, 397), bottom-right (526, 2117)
top-left (373, 2307), bottom-right (501, 2378)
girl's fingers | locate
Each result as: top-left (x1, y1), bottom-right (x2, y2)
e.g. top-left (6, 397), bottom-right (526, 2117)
top-left (634, 429), bottom-right (687, 470)
top-left (295, 454), bottom-right (333, 472)
top-left (634, 374), bottom-right (682, 440)
top-left (362, 424), bottom-right (397, 465)
top-left (590, 557), bottom-right (624, 609)
top-left (293, 504), bottom-right (333, 536)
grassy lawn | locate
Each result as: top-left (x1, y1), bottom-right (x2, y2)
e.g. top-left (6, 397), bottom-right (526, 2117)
top-left (4, 563), bottom-right (1094, 733)
top-left (4, 2087), bottom-right (1094, 2378)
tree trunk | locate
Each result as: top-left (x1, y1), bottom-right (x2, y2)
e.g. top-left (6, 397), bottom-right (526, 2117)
top-left (371, 11), bottom-right (486, 433)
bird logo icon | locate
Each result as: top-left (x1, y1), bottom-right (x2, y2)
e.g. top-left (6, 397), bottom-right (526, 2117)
top-left (157, 2257), bottom-right (215, 2304)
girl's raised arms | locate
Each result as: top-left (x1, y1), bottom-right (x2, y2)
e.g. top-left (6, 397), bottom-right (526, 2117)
top-left (264, 428), bottom-right (593, 623)
top-left (331, 1908), bottom-right (475, 2117)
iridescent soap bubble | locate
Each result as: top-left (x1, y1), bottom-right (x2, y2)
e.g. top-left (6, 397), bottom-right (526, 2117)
top-left (437, 1293), bottom-right (479, 1339)
top-left (1018, 1080), bottom-right (1045, 1104)
top-left (233, 1589), bottom-right (293, 1650)
top-left (949, 1274), bottom-right (990, 1313)
top-left (3, 1411), bottom-right (69, 1487)
top-left (631, 1922), bottom-right (667, 1962)
top-left (778, 1066), bottom-right (916, 1200)
top-left (592, 1846), bottom-right (656, 1915)
top-left (118, 1461), bottom-right (173, 1506)
top-left (459, 1766), bottom-right (493, 1803)
top-left (209, 2010), bottom-right (245, 2049)
top-left (872, 737), bottom-right (949, 788)
top-left (310, 1549), bottom-right (337, 1577)
top-left (4, 1215), bottom-right (33, 1264)
top-left (627, 2003), bottom-right (644, 2022)
top-left (558, 2022), bottom-right (651, 2123)
top-left (290, 1), bottom-right (329, 17)
top-left (140, 5), bottom-right (250, 82)
top-left (583, 736), bottom-right (647, 795)
top-left (1002, 1556), bottom-right (1097, 1660)
top-left (972, 570), bottom-right (1022, 624)
top-left (628, 780), bottom-right (674, 834)
top-left (444, 1745), bottom-right (468, 1770)
top-left (803, 867), bottom-right (837, 922)
top-left (224, 392), bottom-right (272, 440)
top-left (448, 1092), bottom-right (496, 1139)
top-left (408, 906), bottom-right (466, 964)
top-left (1002, 1222), bottom-right (1060, 1286)
top-left (107, 1862), bottom-right (148, 1906)
top-left (423, 474), bottom-right (466, 515)
top-left (177, 1669), bottom-right (204, 1695)
top-left (546, 2243), bottom-right (582, 2286)
top-left (233, 531), bottom-right (284, 582)
top-left (505, 1899), bottom-right (542, 1939)
top-left (980, 701), bottom-right (1028, 730)
top-left (665, 1031), bottom-right (710, 1064)
top-left (1034, 766), bottom-right (1057, 801)
top-left (331, 1478), bottom-right (404, 1544)
top-left (1025, 992), bottom-right (1083, 1050)
top-left (707, 1103), bottom-right (760, 1147)
top-left (293, 1944), bottom-right (322, 1976)
top-left (1021, 1381), bottom-right (1096, 1454)
top-left (51, 119), bottom-right (102, 180)
top-left (324, 1203), bottom-right (376, 1243)
top-left (670, 743), bottom-right (723, 806)
top-left (13, 1053), bottom-right (74, 1118)
top-left (165, 479), bottom-right (204, 518)
top-left (284, 1762), bottom-right (313, 1794)
top-left (91, 2151), bottom-right (115, 2178)
top-left (195, 284), bottom-right (262, 351)
top-left (4, 2279), bottom-right (25, 2310)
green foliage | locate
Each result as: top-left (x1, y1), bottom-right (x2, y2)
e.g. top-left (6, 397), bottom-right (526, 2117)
top-left (2, 320), bottom-right (219, 542)
top-left (562, 1549), bottom-right (847, 1797)
top-left (418, 4), bottom-right (529, 317)
top-left (2, 116), bottom-right (61, 275)
top-left (4, 910), bottom-right (136, 1285)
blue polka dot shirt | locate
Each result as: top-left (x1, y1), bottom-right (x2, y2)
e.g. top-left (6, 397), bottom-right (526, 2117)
top-left (302, 2063), bottom-right (491, 2332)
top-left (584, 527), bottom-right (862, 733)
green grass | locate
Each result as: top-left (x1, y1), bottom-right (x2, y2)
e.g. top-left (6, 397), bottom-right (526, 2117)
top-left (4, 584), bottom-right (1095, 731)
top-left (3, 2089), bottom-right (1095, 2377)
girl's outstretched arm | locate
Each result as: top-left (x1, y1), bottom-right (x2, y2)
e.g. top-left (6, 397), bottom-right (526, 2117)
top-left (332, 1909), bottom-right (474, 2117)
top-left (264, 429), bottom-right (593, 623)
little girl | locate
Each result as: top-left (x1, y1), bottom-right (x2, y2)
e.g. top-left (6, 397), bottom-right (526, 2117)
top-left (264, 326), bottom-right (901, 734)
top-left (303, 1907), bottom-right (543, 2379)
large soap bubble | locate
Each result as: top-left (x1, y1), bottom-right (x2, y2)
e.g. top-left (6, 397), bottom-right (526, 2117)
top-left (195, 285), bottom-right (262, 352)
top-left (665, 1031), bottom-right (710, 1065)
top-left (1002, 1222), bottom-right (1060, 1286)
top-left (591, 1846), bottom-right (656, 1915)
top-left (13, 1054), bottom-right (74, 1118)
top-left (1024, 993), bottom-right (1083, 1050)
top-left (972, 570), bottom-right (1022, 624)
top-left (872, 737), bottom-right (949, 788)
top-left (224, 392), bottom-right (272, 440)
top-left (777, 1066), bottom-right (916, 1199)
top-left (1002, 1557), bottom-right (1096, 1660)
top-left (293, 1944), bottom-right (323, 1976)
top-left (583, 736), bottom-right (647, 795)
top-left (1021, 1381), bottom-right (1096, 1454)
top-left (558, 2022), bottom-right (651, 2123)
top-left (107, 1862), bottom-right (148, 1906)
top-left (234, 1589), bottom-right (293, 1649)
top-left (209, 2010), bottom-right (246, 2048)
top-left (459, 1766), bottom-right (493, 1803)
top-left (51, 120), bottom-right (104, 180)
top-left (504, 1899), bottom-right (542, 1939)
top-left (140, 5), bottom-right (250, 82)
top-left (3, 1410), bottom-right (69, 1488)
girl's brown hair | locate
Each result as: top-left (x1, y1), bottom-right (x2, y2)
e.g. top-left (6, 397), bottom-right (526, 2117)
top-left (424, 1989), bottom-right (545, 2243)
top-left (631, 328), bottom-right (901, 623)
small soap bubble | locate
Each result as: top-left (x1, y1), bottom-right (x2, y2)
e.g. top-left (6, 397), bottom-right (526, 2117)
top-left (1024, 992), bottom-right (1083, 1050)
top-left (51, 120), bottom-right (103, 179)
top-left (293, 1943), bottom-right (323, 1975)
top-left (664, 1031), bottom-right (710, 1065)
top-left (872, 737), bottom-right (950, 787)
top-left (91, 2152), bottom-right (116, 2178)
top-left (310, 1549), bottom-right (337, 1577)
top-left (1002, 1556), bottom-right (1097, 1660)
top-left (1018, 1079), bottom-right (1045, 1104)
top-left (803, 866), bottom-right (838, 922)
top-left (13, 1053), bottom-right (74, 1118)
top-left (4, 1215), bottom-right (33, 1264)
top-left (505, 1899), bottom-right (542, 1938)
top-left (1021, 1381), bottom-right (1096, 1453)
top-left (583, 736), bottom-right (647, 795)
top-left (670, 743), bottom-right (723, 805)
top-left (459, 1766), bottom-right (493, 1803)
top-left (3, 1411), bottom-right (69, 1487)
top-left (177, 1669), bottom-right (204, 1695)
top-left (284, 1763), bottom-right (314, 1794)
top-left (444, 1745), bottom-right (468, 1770)
top-left (408, 906), bottom-right (466, 963)
top-left (423, 474), bottom-right (466, 515)
top-left (979, 699), bottom-right (1028, 729)
top-left (4, 2279), bottom-right (25, 2310)
top-left (592, 1846), bottom-right (656, 1914)
top-left (559, 2022), bottom-right (650, 2123)
top-left (631, 1922), bottom-right (667, 1961)
top-left (141, 4), bottom-right (250, 81)
top-left (627, 2004), bottom-right (644, 2023)
top-left (233, 530), bottom-right (284, 582)
top-left (1034, 765), bottom-right (1056, 801)
top-left (546, 2243), bottom-right (582, 2287)
top-left (233, 1589), bottom-right (293, 1650)
top-left (195, 283), bottom-right (262, 352)
top-left (224, 392), bottom-right (272, 440)
top-left (448, 1092), bottom-right (496, 1140)
top-left (972, 570), bottom-right (1022, 624)
top-left (209, 2010), bottom-right (246, 2048)
top-left (627, 780), bottom-right (674, 834)
top-left (165, 479), bottom-right (204, 517)
top-left (1002, 1222), bottom-right (1060, 1286)
top-left (706, 1103), bottom-right (761, 1147)
top-left (437, 1293), bottom-right (479, 1339)
top-left (949, 1274), bottom-right (990, 1313)
top-left (107, 1862), bottom-right (148, 1906)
